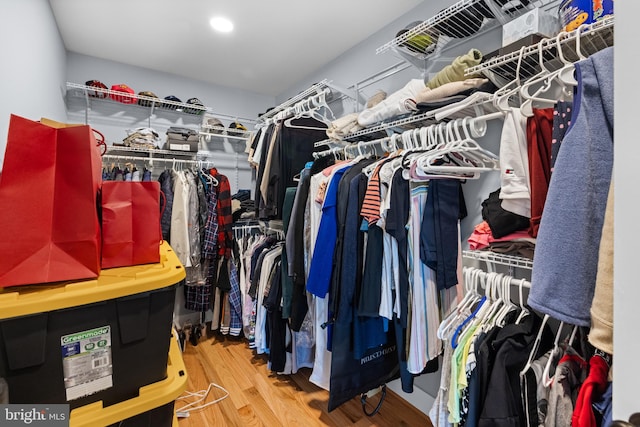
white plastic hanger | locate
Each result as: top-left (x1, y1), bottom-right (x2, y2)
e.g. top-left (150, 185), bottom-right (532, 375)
top-left (520, 40), bottom-right (559, 117)
top-left (495, 274), bottom-right (518, 327)
top-left (540, 324), bottom-right (580, 388)
top-left (438, 267), bottom-right (483, 340)
top-left (492, 46), bottom-right (527, 112)
top-left (514, 278), bottom-right (530, 325)
top-left (283, 92), bottom-right (332, 131)
top-left (416, 118), bottom-right (500, 175)
top-left (540, 321), bottom-right (568, 387)
top-left (437, 268), bottom-right (472, 339)
top-left (471, 272), bottom-right (501, 331)
top-left (519, 314), bottom-right (551, 378)
top-left (555, 29), bottom-right (579, 91)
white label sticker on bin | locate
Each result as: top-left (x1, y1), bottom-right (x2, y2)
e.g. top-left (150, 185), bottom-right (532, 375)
top-left (60, 326), bottom-right (113, 401)
top-left (169, 143), bottom-right (190, 151)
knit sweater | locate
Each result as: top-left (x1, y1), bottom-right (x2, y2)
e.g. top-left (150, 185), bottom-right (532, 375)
top-left (529, 47), bottom-right (614, 326)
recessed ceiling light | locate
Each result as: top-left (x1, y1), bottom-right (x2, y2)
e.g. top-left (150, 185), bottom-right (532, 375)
top-left (210, 16), bottom-right (234, 33)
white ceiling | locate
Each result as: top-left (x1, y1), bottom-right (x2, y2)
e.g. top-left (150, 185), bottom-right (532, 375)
top-left (49, 0), bottom-right (424, 97)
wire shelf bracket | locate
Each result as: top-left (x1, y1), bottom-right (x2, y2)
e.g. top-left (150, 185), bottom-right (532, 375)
top-left (463, 250), bottom-right (533, 270)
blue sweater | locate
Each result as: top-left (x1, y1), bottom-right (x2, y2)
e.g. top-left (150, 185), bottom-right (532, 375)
top-left (529, 47), bottom-right (614, 326)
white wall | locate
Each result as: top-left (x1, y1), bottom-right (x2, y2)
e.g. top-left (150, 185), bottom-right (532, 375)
top-left (614, 1), bottom-right (637, 420)
top-left (65, 52), bottom-right (273, 195)
top-left (66, 51), bottom-right (274, 126)
top-left (0, 0), bottom-right (68, 170)
top-left (278, 1), bottom-right (501, 118)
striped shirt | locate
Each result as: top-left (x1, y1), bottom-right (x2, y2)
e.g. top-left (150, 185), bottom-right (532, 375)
top-left (360, 160), bottom-right (389, 225)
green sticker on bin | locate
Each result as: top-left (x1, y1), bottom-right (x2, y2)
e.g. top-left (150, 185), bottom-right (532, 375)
top-left (60, 326), bottom-right (113, 401)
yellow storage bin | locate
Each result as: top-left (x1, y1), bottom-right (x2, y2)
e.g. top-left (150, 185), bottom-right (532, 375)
top-left (0, 242), bottom-right (185, 319)
top-left (0, 243), bottom-right (185, 410)
top-left (70, 329), bottom-right (188, 427)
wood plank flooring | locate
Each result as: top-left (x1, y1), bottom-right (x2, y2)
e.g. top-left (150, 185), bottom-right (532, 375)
top-left (177, 331), bottom-right (434, 427)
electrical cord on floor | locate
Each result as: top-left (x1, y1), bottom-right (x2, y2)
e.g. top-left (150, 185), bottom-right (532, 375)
top-left (360, 384), bottom-right (387, 417)
top-left (175, 382), bottom-right (230, 418)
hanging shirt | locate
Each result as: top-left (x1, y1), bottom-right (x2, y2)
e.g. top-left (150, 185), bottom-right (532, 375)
top-left (170, 170), bottom-right (191, 267)
top-left (550, 101), bottom-right (573, 174)
top-left (499, 107), bottom-right (531, 218)
top-left (420, 179), bottom-right (462, 291)
top-left (545, 347), bottom-right (587, 427)
top-left (478, 313), bottom-right (554, 427)
top-left (527, 108), bottom-right (554, 237)
top-left (228, 260), bottom-right (243, 337)
top-left (288, 167), bottom-right (312, 331)
top-left (529, 47), bottom-right (614, 327)
top-left (359, 160), bottom-right (386, 225)
top-left (385, 169), bottom-right (410, 327)
top-left (211, 168), bottom-right (233, 259)
top-left (306, 163), bottom-right (352, 298)
top-left (158, 170), bottom-right (174, 242)
top-left (263, 119), bottom-right (328, 220)
top-left (185, 171), bottom-right (201, 268)
top-left (201, 183), bottom-right (219, 259)
top-left (407, 184), bottom-right (440, 373)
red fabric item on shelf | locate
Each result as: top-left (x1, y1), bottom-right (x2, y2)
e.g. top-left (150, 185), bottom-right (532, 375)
top-left (468, 220), bottom-right (533, 250)
top-left (572, 355), bottom-right (610, 427)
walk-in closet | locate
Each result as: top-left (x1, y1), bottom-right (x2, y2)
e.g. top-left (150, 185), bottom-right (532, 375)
top-left (0, 0), bottom-right (634, 426)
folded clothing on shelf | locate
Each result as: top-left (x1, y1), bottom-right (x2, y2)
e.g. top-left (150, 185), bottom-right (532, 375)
top-left (164, 126), bottom-right (199, 152)
top-left (415, 78), bottom-right (497, 112)
top-left (326, 112), bottom-right (363, 140)
top-left (232, 189), bottom-right (251, 201)
top-left (357, 78), bottom-right (426, 127)
top-left (123, 127), bottom-right (161, 150)
top-left (426, 49), bottom-right (483, 90)
top-left (481, 188), bottom-right (530, 239)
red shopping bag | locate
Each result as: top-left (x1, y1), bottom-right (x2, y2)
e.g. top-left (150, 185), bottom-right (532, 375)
top-left (101, 181), bottom-right (161, 269)
top-left (0, 115), bottom-right (102, 287)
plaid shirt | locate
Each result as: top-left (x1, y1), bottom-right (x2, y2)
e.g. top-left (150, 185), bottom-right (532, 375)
top-left (201, 183), bottom-right (219, 259)
top-left (211, 168), bottom-right (233, 259)
top-left (228, 260), bottom-right (243, 336)
top-left (184, 281), bottom-right (211, 312)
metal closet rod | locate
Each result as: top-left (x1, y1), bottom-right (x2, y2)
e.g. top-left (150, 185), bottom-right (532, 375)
top-left (312, 111), bottom-right (504, 159)
top-left (462, 249), bottom-right (533, 270)
top-left (261, 88), bottom-right (332, 127)
top-left (102, 154), bottom-right (216, 166)
top-left (259, 79), bottom-right (331, 122)
top-left (462, 266), bottom-right (531, 289)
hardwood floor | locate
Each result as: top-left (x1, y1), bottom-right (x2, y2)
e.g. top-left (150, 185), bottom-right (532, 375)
top-left (177, 331), bottom-right (434, 427)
